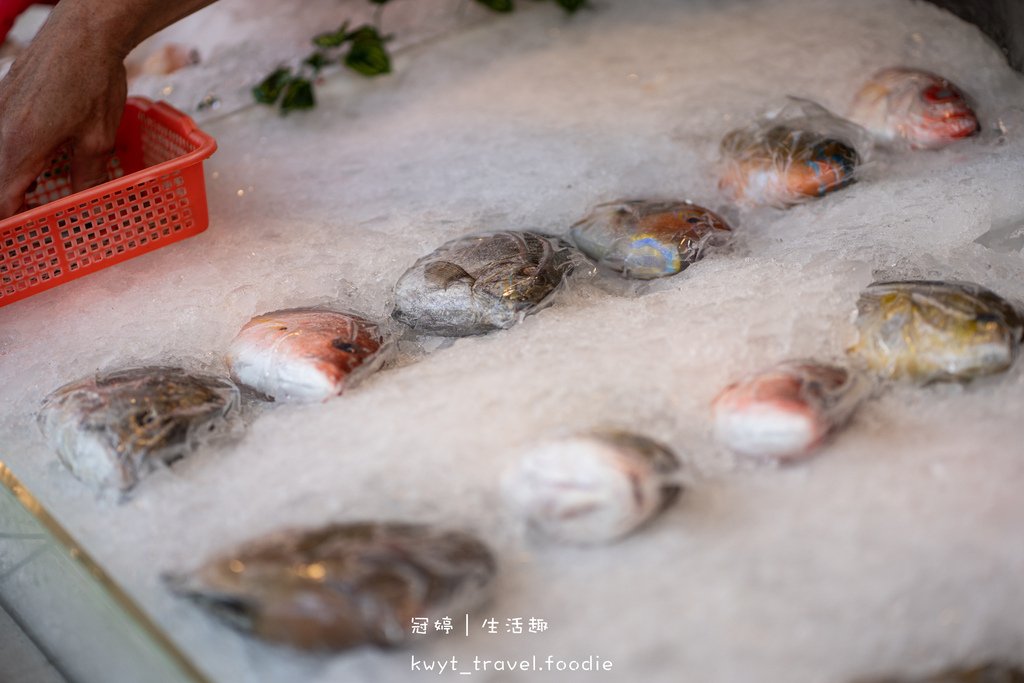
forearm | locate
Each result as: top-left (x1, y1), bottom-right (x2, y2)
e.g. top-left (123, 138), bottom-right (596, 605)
top-left (0, 0), bottom-right (220, 217)
top-left (42, 0), bottom-right (219, 59)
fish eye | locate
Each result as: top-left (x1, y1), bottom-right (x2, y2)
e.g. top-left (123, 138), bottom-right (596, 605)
top-left (923, 85), bottom-right (956, 102)
top-left (332, 339), bottom-right (359, 353)
top-left (687, 217), bottom-right (700, 224)
top-left (976, 313), bottom-right (1000, 323)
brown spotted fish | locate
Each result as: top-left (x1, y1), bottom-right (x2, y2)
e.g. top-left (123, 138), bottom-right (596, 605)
top-left (392, 231), bottom-right (578, 336)
top-left (849, 281), bottom-right (1023, 382)
top-left (569, 200), bottom-right (731, 279)
top-left (166, 523), bottom-right (496, 651)
top-left (227, 308), bottom-right (386, 403)
top-left (38, 367), bottom-right (239, 494)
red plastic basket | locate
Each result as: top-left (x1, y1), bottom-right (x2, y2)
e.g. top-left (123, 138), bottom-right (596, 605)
top-left (0, 97), bottom-right (217, 308)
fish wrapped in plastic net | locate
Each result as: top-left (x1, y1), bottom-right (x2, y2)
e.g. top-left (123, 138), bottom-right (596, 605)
top-left (227, 308), bottom-right (388, 403)
top-left (849, 67), bottom-right (979, 150)
top-left (166, 522), bottom-right (496, 651)
top-left (38, 367), bottom-right (240, 494)
top-left (569, 199), bottom-right (731, 280)
top-left (712, 361), bottom-right (869, 462)
top-left (501, 432), bottom-right (682, 544)
top-left (857, 663), bottom-right (1024, 683)
top-left (719, 98), bottom-right (869, 208)
top-left (392, 230), bottom-right (579, 337)
top-left (848, 280), bottom-right (1024, 382)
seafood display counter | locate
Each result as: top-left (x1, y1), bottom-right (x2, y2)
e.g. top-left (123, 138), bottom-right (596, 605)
top-left (2, 0), bottom-right (1024, 681)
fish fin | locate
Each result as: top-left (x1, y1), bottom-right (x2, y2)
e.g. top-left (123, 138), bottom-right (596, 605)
top-left (424, 261), bottom-right (475, 289)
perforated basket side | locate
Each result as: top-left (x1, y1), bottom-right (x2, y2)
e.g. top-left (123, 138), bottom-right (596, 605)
top-left (0, 98), bottom-right (216, 308)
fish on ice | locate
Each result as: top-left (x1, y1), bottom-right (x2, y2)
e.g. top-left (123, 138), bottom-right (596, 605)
top-left (712, 360), bottom-right (869, 462)
top-left (502, 431), bottom-right (682, 544)
top-left (719, 99), bottom-right (865, 208)
top-left (38, 367), bottom-right (239, 494)
top-left (569, 199), bottom-right (731, 280)
top-left (166, 522), bottom-right (496, 651)
top-left (849, 67), bottom-right (979, 149)
top-left (392, 230), bottom-right (578, 337)
top-left (227, 308), bottom-right (386, 403)
top-left (848, 280), bottom-right (1023, 382)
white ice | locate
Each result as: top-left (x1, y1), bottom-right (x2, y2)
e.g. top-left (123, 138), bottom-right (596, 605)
top-left (2, 0), bottom-right (1024, 681)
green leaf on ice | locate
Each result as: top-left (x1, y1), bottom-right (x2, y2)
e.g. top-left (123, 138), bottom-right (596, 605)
top-left (304, 51), bottom-right (330, 73)
top-left (252, 67), bottom-right (293, 104)
top-left (280, 77), bottom-right (316, 114)
top-left (344, 26), bottom-right (392, 77)
top-left (312, 21), bottom-right (351, 48)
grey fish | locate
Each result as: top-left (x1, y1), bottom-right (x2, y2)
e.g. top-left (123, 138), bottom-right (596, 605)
top-left (166, 522), bottom-right (496, 651)
top-left (38, 367), bottom-right (239, 494)
top-left (392, 231), bottom-right (578, 336)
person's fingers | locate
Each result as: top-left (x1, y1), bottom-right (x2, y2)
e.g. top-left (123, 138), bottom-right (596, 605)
top-left (0, 144), bottom-right (47, 220)
top-left (70, 147), bottom-right (112, 194)
top-left (0, 175), bottom-right (35, 220)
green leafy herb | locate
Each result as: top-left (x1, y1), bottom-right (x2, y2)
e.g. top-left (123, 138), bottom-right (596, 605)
top-left (280, 77), bottom-right (316, 114)
top-left (254, 0), bottom-right (585, 114)
top-left (252, 67), bottom-right (293, 104)
top-left (304, 51), bottom-right (329, 73)
top-left (475, 0), bottom-right (515, 12)
top-left (312, 21), bottom-right (351, 48)
top-left (344, 26), bottom-right (392, 77)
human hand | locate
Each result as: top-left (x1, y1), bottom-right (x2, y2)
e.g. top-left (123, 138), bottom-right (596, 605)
top-left (0, 1), bottom-right (127, 219)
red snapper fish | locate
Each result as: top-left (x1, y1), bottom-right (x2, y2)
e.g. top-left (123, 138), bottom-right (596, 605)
top-left (227, 309), bottom-right (386, 403)
top-left (712, 361), bottom-right (869, 463)
top-left (849, 67), bottom-right (979, 149)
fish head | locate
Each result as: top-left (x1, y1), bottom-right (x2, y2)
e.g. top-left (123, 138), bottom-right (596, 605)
top-left (165, 545), bottom-right (376, 649)
top-left (904, 79), bottom-right (979, 148)
top-left (852, 282), bottom-right (1021, 380)
top-left (720, 126), bottom-right (859, 206)
top-left (168, 524), bottom-right (496, 650)
top-left (623, 205), bottom-right (731, 278)
top-left (234, 310), bottom-right (382, 398)
top-left (38, 368), bottom-right (238, 493)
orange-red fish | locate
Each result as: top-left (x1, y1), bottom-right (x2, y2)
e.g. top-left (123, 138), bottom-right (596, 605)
top-left (850, 68), bottom-right (979, 149)
top-left (712, 361), bottom-right (868, 462)
top-left (227, 309), bottom-right (385, 402)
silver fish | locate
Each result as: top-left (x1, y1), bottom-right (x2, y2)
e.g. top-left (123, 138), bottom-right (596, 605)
top-left (166, 522), bottom-right (496, 651)
top-left (392, 231), bottom-right (577, 336)
top-left (38, 367), bottom-right (239, 494)
top-left (570, 199), bottom-right (731, 280)
top-left (502, 432), bottom-right (681, 545)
